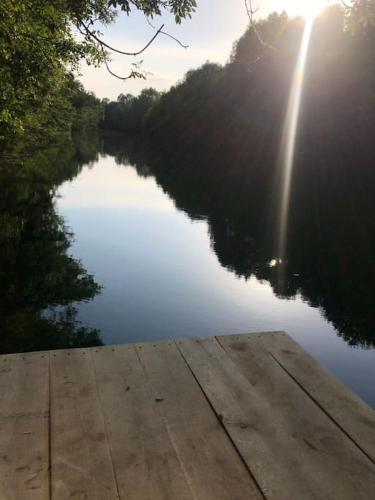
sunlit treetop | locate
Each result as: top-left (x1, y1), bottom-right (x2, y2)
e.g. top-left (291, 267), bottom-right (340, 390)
top-left (268, 0), bottom-right (375, 27)
top-left (273, 0), bottom-right (330, 18)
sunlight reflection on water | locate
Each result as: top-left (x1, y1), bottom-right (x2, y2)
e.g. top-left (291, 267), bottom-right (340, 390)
top-left (57, 157), bottom-right (375, 406)
top-left (276, 16), bottom-right (314, 287)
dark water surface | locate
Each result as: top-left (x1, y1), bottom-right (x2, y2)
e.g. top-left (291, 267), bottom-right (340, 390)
top-left (1, 135), bottom-right (374, 406)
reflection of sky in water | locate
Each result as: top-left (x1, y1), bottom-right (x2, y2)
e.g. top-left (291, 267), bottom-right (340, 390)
top-left (57, 155), bottom-right (375, 407)
top-left (58, 156), bottom-right (174, 211)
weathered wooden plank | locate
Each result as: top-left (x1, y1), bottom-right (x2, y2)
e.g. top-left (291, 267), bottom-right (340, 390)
top-left (218, 334), bottom-right (375, 494)
top-left (50, 348), bottom-right (119, 499)
top-left (178, 336), bottom-right (375, 500)
top-left (91, 344), bottom-right (195, 499)
top-left (0, 352), bottom-right (49, 500)
top-left (137, 340), bottom-right (262, 499)
top-left (255, 331), bottom-right (375, 462)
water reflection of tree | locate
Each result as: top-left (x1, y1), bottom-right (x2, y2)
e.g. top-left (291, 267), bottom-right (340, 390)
top-left (0, 135), bottom-right (103, 353)
top-left (103, 133), bottom-right (374, 348)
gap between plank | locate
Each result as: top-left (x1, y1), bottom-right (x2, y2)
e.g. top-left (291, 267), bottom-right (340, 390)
top-left (133, 344), bottom-right (198, 500)
top-left (174, 339), bottom-right (267, 500)
top-left (266, 351), bottom-right (375, 467)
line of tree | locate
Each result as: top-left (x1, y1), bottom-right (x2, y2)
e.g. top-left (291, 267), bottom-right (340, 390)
top-left (1, 1), bottom-right (373, 147)
top-left (102, 88), bottom-right (161, 133)
top-left (0, 0), bottom-right (196, 147)
top-left (102, 5), bottom-right (375, 150)
top-left (99, 5), bottom-right (375, 347)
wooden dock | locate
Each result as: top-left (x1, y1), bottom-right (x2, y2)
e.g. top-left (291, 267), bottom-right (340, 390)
top-left (1, 332), bottom-right (374, 499)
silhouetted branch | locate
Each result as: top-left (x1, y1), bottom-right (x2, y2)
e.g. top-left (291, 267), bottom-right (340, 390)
top-left (99, 45), bottom-right (146, 80)
top-left (77, 10), bottom-right (189, 81)
top-left (79, 19), bottom-right (165, 56)
top-left (146, 18), bottom-right (189, 48)
top-left (244, 0), bottom-right (273, 50)
top-left (102, 57), bottom-right (136, 80)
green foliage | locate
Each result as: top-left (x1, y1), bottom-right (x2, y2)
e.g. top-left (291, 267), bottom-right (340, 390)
top-left (0, 0), bottom-right (196, 143)
top-left (99, 6), bottom-right (375, 346)
top-left (102, 87), bottom-right (161, 132)
top-left (102, 62), bottom-right (223, 137)
top-left (104, 6), bottom-right (374, 160)
top-left (0, 135), bottom-right (103, 352)
top-left (107, 0), bottom-right (197, 23)
top-left (0, 0), bottom-right (86, 141)
top-left (101, 5), bottom-right (375, 144)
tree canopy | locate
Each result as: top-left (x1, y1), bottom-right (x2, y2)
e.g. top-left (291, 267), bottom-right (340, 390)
top-left (0, 0), bottom-right (196, 144)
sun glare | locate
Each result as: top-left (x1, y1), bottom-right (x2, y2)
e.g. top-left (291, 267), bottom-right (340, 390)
top-left (281, 0), bottom-right (329, 19)
top-left (275, 7), bottom-right (318, 288)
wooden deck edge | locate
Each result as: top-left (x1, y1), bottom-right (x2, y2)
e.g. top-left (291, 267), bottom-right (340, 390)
top-left (1, 331), bottom-right (373, 462)
top-left (1, 331), bottom-right (375, 499)
top-left (0, 331), bottom-right (284, 358)
top-left (217, 331), bottom-right (375, 463)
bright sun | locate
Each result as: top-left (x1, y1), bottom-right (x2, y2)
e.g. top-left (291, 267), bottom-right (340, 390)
top-left (278, 0), bottom-right (330, 18)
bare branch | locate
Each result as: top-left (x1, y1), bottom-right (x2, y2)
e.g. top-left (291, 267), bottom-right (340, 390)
top-left (80, 20), bottom-right (165, 56)
top-left (146, 18), bottom-right (189, 49)
top-left (244, 0), bottom-right (272, 49)
top-left (99, 45), bottom-right (140, 80)
top-left (103, 59), bottom-right (138, 80)
top-left (76, 10), bottom-right (189, 81)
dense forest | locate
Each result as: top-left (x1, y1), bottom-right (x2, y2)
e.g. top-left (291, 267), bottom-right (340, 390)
top-left (101, 122), bottom-right (374, 347)
top-left (103, 6), bottom-right (375, 150)
top-left (1, 1), bottom-right (374, 350)
top-left (0, 0), bottom-right (198, 351)
top-left (100, 5), bottom-right (375, 347)
top-left (0, 0), bottom-right (196, 148)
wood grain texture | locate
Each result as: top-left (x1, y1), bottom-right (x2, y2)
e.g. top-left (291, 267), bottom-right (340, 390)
top-left (138, 340), bottom-right (262, 499)
top-left (0, 352), bottom-right (49, 500)
top-left (254, 332), bottom-right (375, 462)
top-left (178, 335), bottom-right (375, 500)
top-left (1, 332), bottom-right (374, 500)
top-left (50, 348), bottom-right (119, 499)
top-left (91, 344), bottom-right (195, 500)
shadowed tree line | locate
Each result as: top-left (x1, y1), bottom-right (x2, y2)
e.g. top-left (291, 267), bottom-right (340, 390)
top-left (99, 6), bottom-right (375, 347)
top-left (0, 135), bottom-right (104, 353)
top-left (101, 105), bottom-right (374, 349)
top-left (1, 3), bottom-right (374, 351)
top-left (103, 6), bottom-right (375, 157)
top-left (102, 88), bottom-right (161, 133)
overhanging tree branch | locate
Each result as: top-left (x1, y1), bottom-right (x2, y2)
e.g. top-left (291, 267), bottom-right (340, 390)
top-left (146, 17), bottom-right (189, 48)
top-left (243, 0), bottom-right (273, 65)
top-left (244, 0), bottom-right (271, 49)
top-left (79, 19), bottom-right (165, 56)
top-left (102, 57), bottom-right (138, 79)
top-left (78, 14), bottom-right (189, 80)
top-left (98, 43), bottom-right (148, 80)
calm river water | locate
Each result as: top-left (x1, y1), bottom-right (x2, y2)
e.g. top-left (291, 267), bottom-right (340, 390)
top-left (55, 147), bottom-right (375, 407)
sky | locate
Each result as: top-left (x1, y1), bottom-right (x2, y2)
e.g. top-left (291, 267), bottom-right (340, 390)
top-left (79, 0), bottom-right (332, 99)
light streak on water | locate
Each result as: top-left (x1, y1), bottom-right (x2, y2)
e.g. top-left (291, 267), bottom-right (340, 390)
top-left (275, 16), bottom-right (315, 286)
